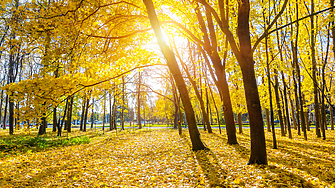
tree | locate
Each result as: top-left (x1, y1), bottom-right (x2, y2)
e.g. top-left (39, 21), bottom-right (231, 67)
top-left (143, 0), bottom-right (206, 151)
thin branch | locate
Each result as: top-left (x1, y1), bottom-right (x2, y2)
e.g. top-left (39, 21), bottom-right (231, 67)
top-left (252, 0), bottom-right (289, 54)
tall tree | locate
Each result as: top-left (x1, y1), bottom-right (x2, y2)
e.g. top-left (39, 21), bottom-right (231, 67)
top-left (143, 0), bottom-right (206, 151)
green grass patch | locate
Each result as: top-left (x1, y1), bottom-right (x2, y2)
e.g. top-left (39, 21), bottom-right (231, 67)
top-left (0, 132), bottom-right (91, 158)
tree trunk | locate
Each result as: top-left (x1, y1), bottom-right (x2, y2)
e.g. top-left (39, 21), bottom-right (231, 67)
top-left (138, 72), bottom-right (142, 129)
top-left (180, 60), bottom-right (212, 134)
top-left (66, 97), bottom-right (73, 133)
top-left (121, 76), bottom-right (125, 130)
top-left (9, 97), bottom-right (14, 135)
top-left (178, 97), bottom-right (182, 135)
top-left (3, 94), bottom-right (8, 130)
top-left (53, 69), bottom-right (59, 132)
top-left (237, 0), bottom-right (267, 164)
top-left (238, 113), bottom-right (243, 134)
top-left (293, 70), bottom-right (300, 135)
top-left (91, 99), bottom-right (94, 129)
top-left (294, 46), bottom-right (307, 140)
top-left (290, 97), bottom-right (297, 130)
top-left (53, 107), bottom-right (57, 132)
top-left (171, 74), bottom-right (178, 129)
top-left (80, 95), bottom-right (86, 131)
top-left (281, 72), bottom-right (292, 139)
top-left (196, 3), bottom-right (235, 142)
top-left (0, 90), bottom-right (3, 129)
top-left (311, 0), bottom-right (321, 138)
top-left (83, 97), bottom-right (90, 132)
top-left (274, 69), bottom-right (285, 137)
top-left (209, 85), bottom-right (222, 134)
top-left (265, 108), bottom-right (271, 132)
top-left (143, 0), bottom-right (206, 151)
top-left (8, 54), bottom-right (14, 135)
top-left (266, 44), bottom-right (277, 149)
top-left (331, 105), bottom-right (334, 130)
top-left (58, 99), bottom-right (68, 136)
top-left (103, 92), bottom-right (106, 132)
top-left (109, 93), bottom-right (112, 130)
top-left (113, 94), bottom-right (117, 129)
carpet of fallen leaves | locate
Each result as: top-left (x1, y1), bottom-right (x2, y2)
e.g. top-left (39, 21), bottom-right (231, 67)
top-left (0, 128), bottom-right (335, 187)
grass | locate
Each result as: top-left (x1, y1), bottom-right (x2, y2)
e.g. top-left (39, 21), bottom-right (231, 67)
top-left (0, 129), bottom-right (95, 158)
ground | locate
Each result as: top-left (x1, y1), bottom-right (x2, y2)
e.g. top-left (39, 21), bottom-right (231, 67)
top-left (0, 128), bottom-right (334, 187)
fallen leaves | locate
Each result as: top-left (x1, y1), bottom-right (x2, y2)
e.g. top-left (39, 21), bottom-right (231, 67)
top-left (0, 128), bottom-right (334, 187)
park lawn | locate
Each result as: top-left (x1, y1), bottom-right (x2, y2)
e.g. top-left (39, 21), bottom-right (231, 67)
top-left (0, 128), bottom-right (334, 187)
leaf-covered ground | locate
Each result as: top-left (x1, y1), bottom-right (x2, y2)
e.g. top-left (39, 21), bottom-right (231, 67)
top-left (0, 128), bottom-right (334, 187)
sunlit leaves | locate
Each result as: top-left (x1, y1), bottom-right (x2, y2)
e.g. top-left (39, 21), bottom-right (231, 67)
top-left (0, 128), bottom-right (334, 187)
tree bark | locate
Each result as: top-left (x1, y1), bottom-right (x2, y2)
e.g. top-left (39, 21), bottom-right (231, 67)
top-left (143, 0), bottom-right (206, 151)
top-left (3, 94), bottom-right (8, 130)
top-left (179, 59), bottom-right (212, 133)
top-left (109, 92), bottom-right (112, 130)
top-left (103, 92), bottom-right (106, 132)
top-left (83, 96), bottom-right (90, 132)
top-left (91, 98), bottom-right (94, 129)
top-left (237, 0), bottom-right (267, 164)
top-left (265, 108), bottom-right (271, 132)
top-left (266, 41), bottom-right (277, 149)
top-left (138, 72), bottom-right (142, 129)
top-left (58, 99), bottom-right (68, 136)
top-left (53, 107), bottom-right (57, 132)
top-left (66, 96), bottom-right (73, 133)
top-left (311, 0), bottom-right (321, 138)
top-left (196, 4), bottom-right (236, 142)
top-left (281, 72), bottom-right (292, 139)
top-left (331, 105), bottom-right (334, 130)
top-left (121, 76), bottom-right (125, 130)
top-left (80, 95), bottom-right (86, 131)
top-left (274, 69), bottom-right (285, 137)
top-left (0, 89), bottom-right (3, 129)
top-left (238, 113), bottom-right (243, 134)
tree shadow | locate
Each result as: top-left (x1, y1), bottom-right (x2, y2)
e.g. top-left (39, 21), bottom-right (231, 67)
top-left (210, 133), bottom-right (319, 187)
top-left (180, 134), bottom-right (227, 187)
top-left (211, 133), bottom-right (249, 160)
